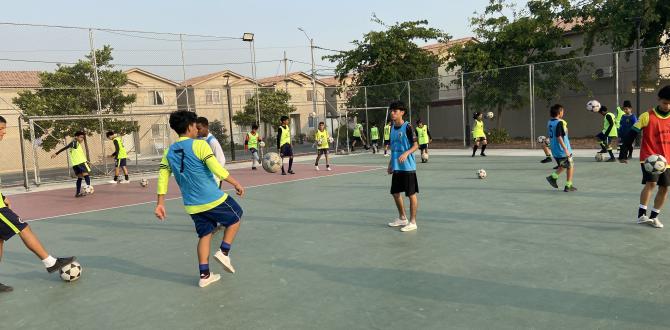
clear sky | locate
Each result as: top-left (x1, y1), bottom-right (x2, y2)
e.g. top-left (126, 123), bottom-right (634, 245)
top-left (0, 0), bottom-right (528, 81)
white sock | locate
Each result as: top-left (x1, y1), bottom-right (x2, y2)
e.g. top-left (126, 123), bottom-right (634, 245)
top-left (42, 255), bottom-right (56, 268)
top-left (640, 204), bottom-right (648, 210)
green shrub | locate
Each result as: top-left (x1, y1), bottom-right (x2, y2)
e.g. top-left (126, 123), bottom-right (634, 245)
top-left (486, 128), bottom-right (510, 144)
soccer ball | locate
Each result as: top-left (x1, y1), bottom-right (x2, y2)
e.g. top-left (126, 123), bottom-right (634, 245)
top-left (259, 141), bottom-right (266, 148)
top-left (586, 100), bottom-right (601, 112)
top-left (644, 154), bottom-right (668, 174)
top-left (83, 185), bottom-right (94, 195)
top-left (317, 138), bottom-right (324, 146)
top-left (486, 112), bottom-right (494, 119)
top-left (421, 153), bottom-right (429, 162)
top-left (537, 136), bottom-right (547, 144)
top-left (477, 169), bottom-right (487, 179)
top-left (59, 261), bottom-right (82, 282)
top-left (328, 137), bottom-right (334, 143)
top-left (262, 152), bottom-right (283, 173)
top-left (595, 153), bottom-right (605, 162)
top-left (140, 178), bottom-right (149, 187)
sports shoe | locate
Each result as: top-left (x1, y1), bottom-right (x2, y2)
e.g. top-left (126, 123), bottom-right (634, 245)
top-left (540, 157), bottom-right (552, 163)
top-left (606, 158), bottom-right (616, 162)
top-left (315, 166), bottom-right (320, 171)
top-left (46, 256), bottom-right (76, 273)
top-left (619, 159), bottom-right (628, 164)
top-left (546, 176), bottom-right (558, 189)
top-left (637, 215), bottom-right (653, 225)
top-left (252, 167), bottom-right (257, 170)
top-left (326, 166), bottom-right (332, 171)
top-left (0, 283), bottom-right (13, 292)
top-left (281, 171), bottom-right (287, 175)
top-left (650, 218), bottom-right (664, 229)
top-left (198, 273), bottom-right (221, 288)
top-left (400, 222), bottom-right (418, 232)
top-left (563, 185), bottom-right (577, 192)
top-left (288, 170), bottom-right (295, 175)
top-left (214, 250), bottom-right (236, 273)
top-left (384, 153), bottom-right (390, 157)
top-left (480, 153), bottom-right (487, 157)
top-left (120, 180), bottom-right (130, 184)
top-left (388, 218), bottom-right (409, 227)
top-left (107, 179), bottom-right (119, 184)
top-left (552, 165), bottom-right (559, 169)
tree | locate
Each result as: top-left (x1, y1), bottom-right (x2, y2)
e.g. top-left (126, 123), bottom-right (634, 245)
top-left (208, 120), bottom-right (229, 145)
top-left (14, 45), bottom-right (137, 151)
top-left (232, 89), bottom-right (296, 128)
top-left (325, 16), bottom-right (450, 123)
top-left (448, 0), bottom-right (586, 129)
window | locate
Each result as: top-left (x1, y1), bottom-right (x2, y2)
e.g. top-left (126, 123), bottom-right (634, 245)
top-left (151, 124), bottom-right (167, 138)
top-left (205, 90), bottom-right (221, 105)
top-left (149, 91), bottom-right (165, 105)
top-left (306, 90), bottom-right (313, 102)
top-left (308, 116), bottom-right (315, 128)
top-left (245, 90), bottom-right (254, 102)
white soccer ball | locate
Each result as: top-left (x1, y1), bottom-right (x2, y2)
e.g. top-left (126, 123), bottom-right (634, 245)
top-left (317, 138), bottom-right (324, 145)
top-left (83, 185), bottom-right (94, 195)
top-left (328, 137), bottom-right (334, 143)
top-left (586, 100), bottom-right (601, 112)
top-left (486, 112), bottom-right (494, 119)
top-left (644, 154), bottom-right (668, 174)
top-left (595, 153), bottom-right (605, 162)
top-left (477, 169), bottom-right (487, 179)
top-left (537, 136), bottom-right (547, 144)
top-left (262, 152), bottom-right (283, 173)
top-left (59, 261), bottom-right (82, 282)
top-left (259, 141), bottom-right (266, 148)
top-left (421, 153), bottom-right (429, 162)
top-left (140, 178), bottom-right (149, 187)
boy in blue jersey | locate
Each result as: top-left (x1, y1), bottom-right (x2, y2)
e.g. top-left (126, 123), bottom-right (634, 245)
top-left (385, 101), bottom-right (420, 232)
top-left (0, 116), bottom-right (76, 293)
top-left (617, 100), bottom-right (637, 160)
top-left (155, 110), bottom-right (245, 288)
top-left (545, 104), bottom-right (577, 192)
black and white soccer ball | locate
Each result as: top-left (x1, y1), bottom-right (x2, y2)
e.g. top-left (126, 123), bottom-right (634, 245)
top-left (140, 178), bottom-right (149, 187)
top-left (421, 153), bottom-right (429, 162)
top-left (537, 136), bottom-right (547, 144)
top-left (586, 100), bottom-right (601, 112)
top-left (595, 152), bottom-right (605, 162)
top-left (59, 261), bottom-right (82, 282)
top-left (262, 152), bottom-right (282, 173)
top-left (477, 169), bottom-right (487, 179)
top-left (644, 154), bottom-right (668, 175)
top-left (486, 111), bottom-right (494, 119)
top-left (83, 185), bottom-right (94, 195)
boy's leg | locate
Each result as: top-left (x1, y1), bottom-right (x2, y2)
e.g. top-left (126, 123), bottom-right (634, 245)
top-left (408, 193), bottom-right (418, 224)
top-left (17, 225), bottom-right (75, 272)
top-left (472, 140), bottom-right (479, 157)
top-left (76, 175), bottom-right (83, 196)
top-left (480, 139), bottom-right (488, 156)
top-left (197, 233), bottom-right (212, 266)
top-left (392, 193), bottom-right (407, 220)
top-left (123, 165), bottom-right (129, 181)
top-left (315, 152), bottom-right (322, 166)
top-left (325, 152), bottom-right (330, 167)
top-left (0, 240), bottom-right (9, 292)
top-left (113, 166), bottom-right (120, 182)
top-left (84, 173), bottom-right (91, 186)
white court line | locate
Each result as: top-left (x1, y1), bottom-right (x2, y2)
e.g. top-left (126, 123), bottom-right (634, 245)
top-left (27, 166), bottom-right (384, 222)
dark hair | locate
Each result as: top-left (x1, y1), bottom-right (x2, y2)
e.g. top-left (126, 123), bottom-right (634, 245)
top-left (74, 131), bottom-right (86, 137)
top-left (0, 116), bottom-right (6, 124)
top-left (252, 123), bottom-right (259, 130)
top-left (550, 104), bottom-right (564, 117)
top-left (472, 112), bottom-right (481, 119)
top-left (416, 119), bottom-right (423, 124)
top-left (106, 131), bottom-right (115, 138)
top-left (169, 110), bottom-right (198, 135)
top-left (623, 100), bottom-right (632, 108)
top-left (388, 100), bottom-right (407, 112)
top-left (196, 116), bottom-right (209, 126)
top-left (318, 121), bottom-right (325, 125)
top-left (280, 115), bottom-right (289, 122)
top-left (599, 105), bottom-right (608, 113)
top-left (659, 85), bottom-right (670, 100)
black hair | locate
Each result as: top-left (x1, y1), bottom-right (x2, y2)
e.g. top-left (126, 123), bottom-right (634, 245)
top-left (623, 100), bottom-right (632, 108)
top-left (0, 116), bottom-right (6, 124)
top-left (416, 119), bottom-right (423, 124)
top-left (169, 110), bottom-right (198, 135)
top-left (472, 112), bottom-right (481, 120)
top-left (599, 105), bottom-right (608, 113)
top-left (252, 123), bottom-right (259, 130)
top-left (74, 131), bottom-right (86, 137)
top-left (550, 104), bottom-right (564, 117)
top-left (106, 131), bottom-right (115, 138)
top-left (280, 115), bottom-right (289, 122)
top-left (659, 85), bottom-right (670, 100)
top-left (388, 100), bottom-right (407, 112)
top-left (196, 116), bottom-right (209, 126)
top-left (318, 121), bottom-right (325, 125)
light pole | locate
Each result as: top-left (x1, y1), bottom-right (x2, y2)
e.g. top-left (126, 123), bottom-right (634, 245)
top-left (298, 27), bottom-right (318, 121)
top-left (242, 33), bottom-right (261, 127)
top-left (634, 17), bottom-right (642, 117)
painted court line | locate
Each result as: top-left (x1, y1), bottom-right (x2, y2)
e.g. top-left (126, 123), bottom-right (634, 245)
top-left (27, 166), bottom-right (384, 222)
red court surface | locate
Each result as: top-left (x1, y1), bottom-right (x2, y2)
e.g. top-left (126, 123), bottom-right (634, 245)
top-left (8, 164), bottom-right (381, 221)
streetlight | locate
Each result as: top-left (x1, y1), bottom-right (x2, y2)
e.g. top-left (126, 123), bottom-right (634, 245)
top-left (242, 32), bottom-right (261, 128)
top-left (298, 27), bottom-right (319, 121)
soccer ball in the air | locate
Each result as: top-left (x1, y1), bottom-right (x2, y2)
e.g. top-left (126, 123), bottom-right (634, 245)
top-left (644, 154), bottom-right (668, 175)
top-left (421, 153), bottom-right (429, 162)
top-left (486, 112), bottom-right (494, 119)
top-left (59, 261), bottom-right (82, 282)
top-left (262, 152), bottom-right (283, 173)
top-left (586, 100), bottom-right (601, 112)
top-left (328, 137), bottom-right (334, 143)
top-left (537, 136), bottom-right (547, 144)
top-left (259, 141), bottom-right (266, 148)
top-left (140, 178), bottom-right (149, 187)
top-left (477, 169), bottom-right (487, 179)
top-left (595, 153), bottom-right (605, 162)
top-left (83, 185), bottom-right (94, 195)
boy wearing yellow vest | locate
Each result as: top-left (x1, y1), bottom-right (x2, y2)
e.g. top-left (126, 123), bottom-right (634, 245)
top-left (415, 119), bottom-right (432, 162)
top-left (351, 120), bottom-right (368, 152)
top-left (314, 121), bottom-right (332, 171)
top-left (52, 131), bottom-right (92, 198)
top-left (244, 124), bottom-right (262, 171)
top-left (369, 123), bottom-right (380, 154)
top-left (471, 112), bottom-right (488, 157)
top-left (106, 131), bottom-right (130, 184)
top-left (383, 120), bottom-right (391, 157)
top-left (596, 105), bottom-right (617, 162)
top-left (276, 115), bottom-right (295, 175)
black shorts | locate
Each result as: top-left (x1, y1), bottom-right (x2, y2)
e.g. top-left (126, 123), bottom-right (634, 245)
top-left (419, 144), bottom-right (428, 150)
top-left (249, 148), bottom-right (258, 154)
top-left (317, 148), bottom-right (328, 155)
top-left (72, 163), bottom-right (90, 175)
top-left (641, 164), bottom-right (670, 187)
top-left (390, 171), bottom-right (419, 196)
top-left (0, 207), bottom-right (27, 241)
top-left (114, 158), bottom-right (127, 168)
top-left (555, 157), bottom-right (574, 169)
top-left (352, 137), bottom-right (362, 143)
top-left (384, 140), bottom-right (390, 146)
top-left (280, 144), bottom-right (293, 157)
top-left (474, 137), bottom-right (487, 142)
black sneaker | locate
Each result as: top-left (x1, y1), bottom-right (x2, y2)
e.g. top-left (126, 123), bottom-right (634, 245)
top-left (46, 256), bottom-right (76, 273)
top-left (540, 157), bottom-right (552, 163)
top-left (480, 153), bottom-right (487, 157)
top-left (75, 193), bottom-right (85, 198)
top-left (564, 186), bottom-right (577, 192)
top-left (288, 170), bottom-right (295, 175)
top-left (251, 167), bottom-right (257, 170)
top-left (552, 165), bottom-right (559, 170)
top-left (281, 172), bottom-right (287, 175)
top-left (471, 154), bottom-right (476, 157)
top-left (606, 158), bottom-right (616, 162)
top-left (546, 175), bottom-right (559, 189)
top-left (0, 283), bottom-right (13, 292)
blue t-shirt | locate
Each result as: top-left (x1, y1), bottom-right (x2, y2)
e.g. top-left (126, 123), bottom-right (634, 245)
top-left (618, 114), bottom-right (638, 137)
top-left (165, 139), bottom-right (225, 207)
top-left (548, 118), bottom-right (572, 158)
top-left (390, 122), bottom-right (416, 172)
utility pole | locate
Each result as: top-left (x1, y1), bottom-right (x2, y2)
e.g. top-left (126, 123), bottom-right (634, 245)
top-left (309, 38), bottom-right (317, 118)
top-left (635, 16), bottom-right (642, 116)
top-left (283, 51), bottom-right (289, 91)
top-left (225, 83), bottom-right (236, 161)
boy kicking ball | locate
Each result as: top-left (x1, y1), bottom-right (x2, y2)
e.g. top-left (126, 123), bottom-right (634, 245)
top-left (545, 104), bottom-right (577, 192)
top-left (0, 115), bottom-right (75, 292)
top-left (386, 101), bottom-right (420, 232)
top-left (155, 110), bottom-right (245, 288)
top-left (51, 131), bottom-right (93, 197)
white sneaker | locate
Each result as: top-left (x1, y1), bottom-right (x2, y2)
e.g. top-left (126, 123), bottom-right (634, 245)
top-left (198, 273), bottom-right (221, 288)
top-left (384, 154), bottom-right (390, 157)
top-left (637, 215), bottom-right (653, 225)
top-left (107, 180), bottom-right (118, 184)
top-left (650, 218), bottom-right (664, 228)
top-left (315, 166), bottom-right (320, 171)
top-left (388, 218), bottom-right (409, 227)
top-left (400, 222), bottom-right (418, 232)
top-left (214, 250), bottom-right (236, 273)
top-left (326, 167), bottom-right (332, 171)
top-left (120, 180), bottom-right (130, 184)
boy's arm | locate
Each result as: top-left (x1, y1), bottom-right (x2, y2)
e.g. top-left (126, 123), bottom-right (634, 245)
top-left (244, 134), bottom-right (249, 151)
top-left (52, 141), bottom-right (74, 157)
top-left (209, 139), bottom-right (226, 166)
top-left (155, 149), bottom-right (171, 220)
top-left (111, 139), bottom-right (119, 157)
top-left (399, 124), bottom-right (418, 163)
top-left (196, 141), bottom-right (244, 196)
top-left (603, 114), bottom-right (615, 136)
top-left (276, 127), bottom-right (282, 150)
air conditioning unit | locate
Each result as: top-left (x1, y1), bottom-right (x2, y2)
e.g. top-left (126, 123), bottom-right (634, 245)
top-left (594, 66), bottom-right (614, 79)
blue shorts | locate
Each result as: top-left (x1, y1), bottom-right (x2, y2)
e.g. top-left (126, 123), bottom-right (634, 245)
top-left (114, 158), bottom-right (127, 168)
top-left (190, 198), bottom-right (243, 238)
top-left (72, 163), bottom-right (90, 175)
top-left (0, 207), bottom-right (27, 241)
top-left (280, 144), bottom-right (293, 157)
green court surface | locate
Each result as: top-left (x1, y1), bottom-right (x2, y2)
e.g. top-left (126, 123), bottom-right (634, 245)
top-left (2, 153), bottom-right (670, 329)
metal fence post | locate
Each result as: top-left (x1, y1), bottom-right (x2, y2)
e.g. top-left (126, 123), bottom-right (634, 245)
top-left (529, 64), bottom-right (535, 148)
top-left (88, 29), bottom-right (107, 174)
top-left (407, 81), bottom-right (412, 124)
top-left (17, 116), bottom-right (29, 191)
top-left (615, 51), bottom-right (620, 107)
top-left (28, 119), bottom-right (40, 186)
top-left (461, 72), bottom-right (466, 147)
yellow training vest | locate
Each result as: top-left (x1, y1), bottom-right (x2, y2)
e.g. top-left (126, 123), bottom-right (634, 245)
top-left (416, 125), bottom-right (429, 145)
top-left (114, 136), bottom-right (127, 159)
top-left (315, 129), bottom-right (329, 149)
top-left (68, 141), bottom-right (87, 166)
top-left (280, 125), bottom-right (291, 146)
top-left (247, 132), bottom-right (259, 149)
